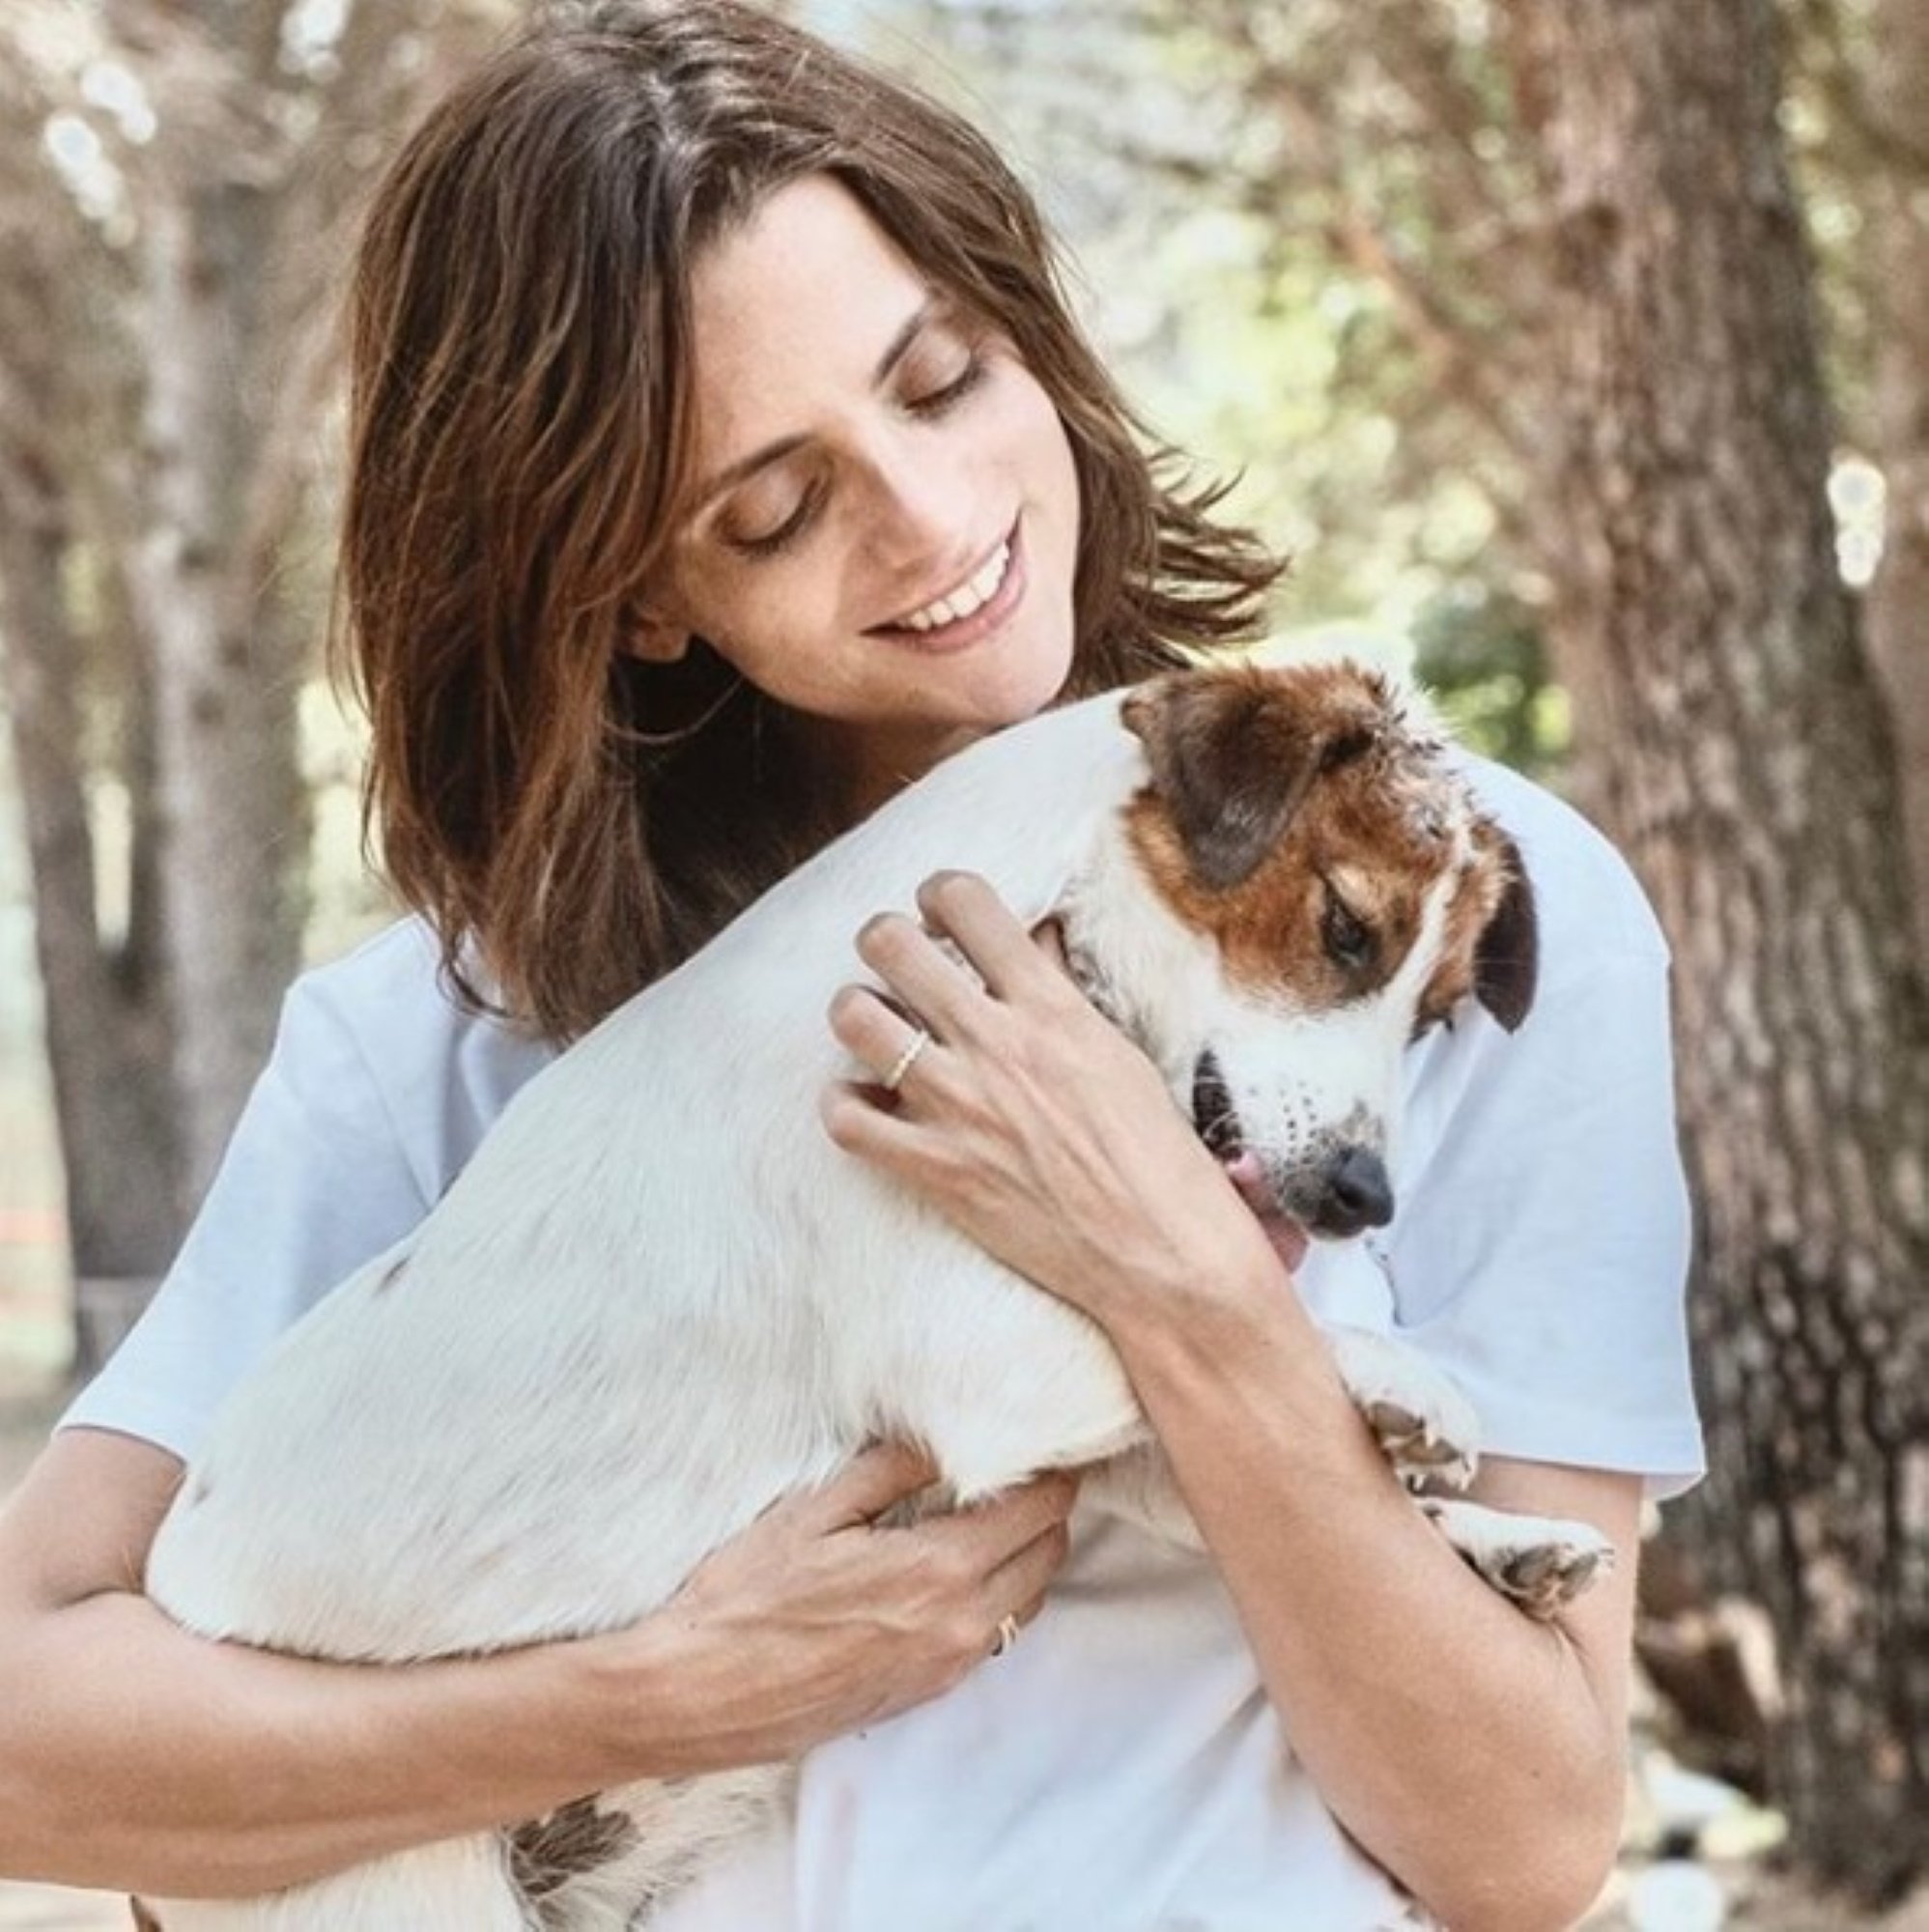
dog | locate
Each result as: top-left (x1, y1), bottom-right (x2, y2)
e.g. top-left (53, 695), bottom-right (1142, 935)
top-left (139, 657), bottom-right (1612, 1930)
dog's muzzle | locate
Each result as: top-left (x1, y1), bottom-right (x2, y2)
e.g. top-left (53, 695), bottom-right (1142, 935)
top-left (1192, 1053), bottom-right (1395, 1240)
top-left (1305, 1144), bottom-right (1395, 1239)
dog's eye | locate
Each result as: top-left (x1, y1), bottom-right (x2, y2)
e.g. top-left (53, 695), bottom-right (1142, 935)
top-left (1322, 895), bottom-right (1376, 971)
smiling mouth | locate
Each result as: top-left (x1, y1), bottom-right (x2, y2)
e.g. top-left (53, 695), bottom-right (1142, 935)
top-left (868, 521), bottom-right (1024, 650)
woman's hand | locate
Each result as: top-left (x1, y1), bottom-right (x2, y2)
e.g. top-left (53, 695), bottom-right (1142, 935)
top-left (819, 869), bottom-right (1282, 1335)
top-left (611, 1440), bottom-right (1076, 1772)
top-left (0, 1431), bottom-right (1071, 1894)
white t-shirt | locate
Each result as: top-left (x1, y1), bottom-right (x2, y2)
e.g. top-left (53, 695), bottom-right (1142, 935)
top-left (63, 755), bottom-right (1703, 1930)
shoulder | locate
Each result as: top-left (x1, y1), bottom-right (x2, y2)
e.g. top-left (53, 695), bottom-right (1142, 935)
top-left (278, 919), bottom-right (556, 1200)
top-left (288, 915), bottom-right (465, 1037)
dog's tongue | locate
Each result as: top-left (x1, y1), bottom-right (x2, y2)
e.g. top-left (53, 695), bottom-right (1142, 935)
top-left (1260, 1214), bottom-right (1311, 1275)
top-left (1220, 1152), bottom-right (1311, 1275)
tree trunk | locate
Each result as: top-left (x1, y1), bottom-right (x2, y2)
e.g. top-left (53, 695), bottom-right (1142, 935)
top-left (133, 177), bottom-right (309, 1205)
top-left (1, 0), bottom-right (480, 1369)
top-left (1864, 0), bottom-right (1929, 959)
top-left (1500, 0), bottom-right (1929, 1897)
top-left (0, 385), bottom-right (183, 1377)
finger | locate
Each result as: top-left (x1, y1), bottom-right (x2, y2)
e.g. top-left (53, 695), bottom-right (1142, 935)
top-left (986, 1582), bottom-right (1055, 1653)
top-left (917, 872), bottom-right (1066, 1003)
top-left (801, 1439), bottom-right (941, 1529)
top-left (827, 983), bottom-right (941, 1094)
top-left (924, 1470), bottom-right (1080, 1566)
top-left (1030, 917), bottom-right (1072, 973)
top-left (854, 910), bottom-right (991, 1039)
top-left (819, 1079), bottom-right (940, 1162)
top-left (986, 1520), bottom-right (1072, 1618)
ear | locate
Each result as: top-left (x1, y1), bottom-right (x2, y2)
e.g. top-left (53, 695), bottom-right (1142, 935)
top-left (1474, 830), bottom-right (1538, 1033)
top-left (1122, 670), bottom-right (1372, 891)
top-left (621, 610), bottom-right (692, 664)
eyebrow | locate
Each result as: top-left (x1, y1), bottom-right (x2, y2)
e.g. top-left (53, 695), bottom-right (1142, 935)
top-left (688, 298), bottom-right (939, 515)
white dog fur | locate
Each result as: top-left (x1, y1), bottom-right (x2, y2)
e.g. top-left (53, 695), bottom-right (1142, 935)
top-left (139, 658), bottom-right (1610, 1930)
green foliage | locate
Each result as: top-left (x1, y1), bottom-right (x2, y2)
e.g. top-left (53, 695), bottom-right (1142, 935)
top-left (864, 0), bottom-right (1542, 673)
top-left (1409, 584), bottom-right (1569, 781)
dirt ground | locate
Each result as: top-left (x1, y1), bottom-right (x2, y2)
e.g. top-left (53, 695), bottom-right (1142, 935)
top-left (4, 1366), bottom-right (1927, 1932)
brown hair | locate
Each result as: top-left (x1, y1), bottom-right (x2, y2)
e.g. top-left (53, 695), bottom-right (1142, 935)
top-left (337, 0), bottom-right (1284, 1040)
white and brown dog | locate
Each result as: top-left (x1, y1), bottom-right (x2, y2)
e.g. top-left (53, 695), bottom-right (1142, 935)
top-left (141, 658), bottom-right (1610, 1930)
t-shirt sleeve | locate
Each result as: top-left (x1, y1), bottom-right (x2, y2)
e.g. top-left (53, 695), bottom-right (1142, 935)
top-left (58, 973), bottom-right (434, 1465)
top-left (1383, 846), bottom-right (1705, 1502)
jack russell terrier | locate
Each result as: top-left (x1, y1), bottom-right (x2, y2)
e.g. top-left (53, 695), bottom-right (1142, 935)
top-left (140, 656), bottom-right (1612, 1930)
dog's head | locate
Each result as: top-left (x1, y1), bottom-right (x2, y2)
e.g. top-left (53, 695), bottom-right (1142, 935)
top-left (1072, 659), bottom-right (1535, 1242)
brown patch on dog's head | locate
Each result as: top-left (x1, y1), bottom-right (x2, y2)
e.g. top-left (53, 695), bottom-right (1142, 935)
top-left (129, 1902), bottom-right (166, 1932)
top-left (1121, 664), bottom-right (1386, 894)
top-left (1121, 662), bottom-right (1535, 1030)
top-left (1124, 664), bottom-right (1444, 1003)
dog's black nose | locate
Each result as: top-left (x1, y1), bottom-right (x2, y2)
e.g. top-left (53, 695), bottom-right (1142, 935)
top-left (1311, 1146), bottom-right (1395, 1237)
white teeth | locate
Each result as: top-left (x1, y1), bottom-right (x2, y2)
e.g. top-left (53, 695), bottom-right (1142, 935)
top-left (896, 541), bottom-right (1009, 633)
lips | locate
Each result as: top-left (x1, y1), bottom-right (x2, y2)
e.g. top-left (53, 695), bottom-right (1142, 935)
top-left (867, 521), bottom-right (1027, 656)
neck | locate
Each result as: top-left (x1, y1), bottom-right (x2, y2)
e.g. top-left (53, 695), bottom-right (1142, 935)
top-left (818, 717), bottom-right (989, 825)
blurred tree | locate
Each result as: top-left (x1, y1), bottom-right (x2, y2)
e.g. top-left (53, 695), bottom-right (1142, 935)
top-left (0, 0), bottom-right (492, 1371)
top-left (1853, 0), bottom-right (1929, 955)
top-left (1773, 0), bottom-right (1929, 951)
top-left (1500, 0), bottom-right (1929, 1891)
top-left (1407, 585), bottom-right (1562, 782)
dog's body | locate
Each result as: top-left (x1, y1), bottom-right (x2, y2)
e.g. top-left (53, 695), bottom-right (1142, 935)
top-left (142, 662), bottom-right (1608, 1930)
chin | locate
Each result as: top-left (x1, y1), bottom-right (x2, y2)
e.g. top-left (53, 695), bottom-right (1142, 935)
top-left (985, 618), bottom-right (1077, 726)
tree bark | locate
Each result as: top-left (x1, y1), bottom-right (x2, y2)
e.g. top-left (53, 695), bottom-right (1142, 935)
top-left (0, 331), bottom-right (183, 1375)
top-left (1, 0), bottom-right (485, 1359)
top-left (1863, 0), bottom-right (1929, 959)
top-left (132, 174), bottom-right (310, 1204)
top-left (1500, 0), bottom-right (1929, 1895)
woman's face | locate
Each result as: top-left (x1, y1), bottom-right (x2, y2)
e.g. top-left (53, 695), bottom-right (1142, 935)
top-left (643, 174), bottom-right (1083, 810)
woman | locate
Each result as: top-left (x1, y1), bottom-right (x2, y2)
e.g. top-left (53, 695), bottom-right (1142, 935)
top-left (0, 3), bottom-right (1701, 1925)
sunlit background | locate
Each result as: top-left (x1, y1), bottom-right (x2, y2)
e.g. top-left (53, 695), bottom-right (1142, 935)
top-left (0, 0), bottom-right (1920, 1923)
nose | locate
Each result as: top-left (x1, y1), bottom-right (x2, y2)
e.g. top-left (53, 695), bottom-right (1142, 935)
top-left (1310, 1146), bottom-right (1395, 1238)
top-left (865, 428), bottom-right (977, 570)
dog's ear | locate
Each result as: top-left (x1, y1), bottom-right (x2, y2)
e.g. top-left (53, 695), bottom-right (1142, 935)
top-left (1473, 829), bottom-right (1538, 1033)
top-left (1122, 669), bottom-right (1379, 891)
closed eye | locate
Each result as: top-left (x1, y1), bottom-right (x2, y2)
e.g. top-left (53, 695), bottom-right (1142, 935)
top-left (1320, 887), bottom-right (1376, 972)
top-left (904, 351), bottom-right (988, 418)
top-left (729, 480), bottom-right (827, 559)
top-left (722, 350), bottom-right (986, 562)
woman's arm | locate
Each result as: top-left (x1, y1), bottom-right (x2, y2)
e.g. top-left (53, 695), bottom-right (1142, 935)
top-left (825, 870), bottom-right (1647, 1930)
top-left (0, 1427), bottom-right (1072, 1898)
top-left (1117, 1287), bottom-right (1637, 1932)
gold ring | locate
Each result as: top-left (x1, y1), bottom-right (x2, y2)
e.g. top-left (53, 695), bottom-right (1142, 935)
top-left (991, 1612), bottom-right (1021, 1659)
top-left (882, 1028), bottom-right (932, 1094)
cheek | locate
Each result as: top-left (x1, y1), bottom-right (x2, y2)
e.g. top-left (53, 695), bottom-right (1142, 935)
top-left (667, 560), bottom-right (845, 695)
top-left (1022, 387), bottom-right (1079, 505)
top-left (985, 358), bottom-right (1075, 492)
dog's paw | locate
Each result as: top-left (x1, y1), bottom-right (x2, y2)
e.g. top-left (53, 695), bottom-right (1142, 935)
top-left (1421, 1497), bottom-right (1615, 1618)
top-left (1325, 1325), bottom-right (1480, 1490)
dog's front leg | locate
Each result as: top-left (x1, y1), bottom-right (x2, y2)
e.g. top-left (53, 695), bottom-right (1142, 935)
top-left (1323, 1325), bottom-right (1613, 1617)
top-left (1418, 1497), bottom-right (1615, 1620)
top-left (1082, 1325), bottom-right (1480, 1553)
top-left (1323, 1323), bottom-right (1482, 1492)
